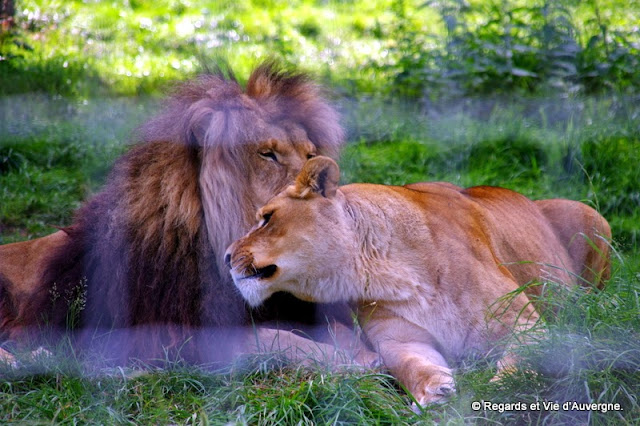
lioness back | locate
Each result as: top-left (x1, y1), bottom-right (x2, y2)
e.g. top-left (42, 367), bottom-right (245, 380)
top-left (401, 183), bottom-right (610, 290)
top-left (344, 183), bottom-right (576, 292)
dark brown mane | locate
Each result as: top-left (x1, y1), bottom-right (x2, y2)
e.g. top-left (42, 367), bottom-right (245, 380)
top-left (5, 62), bottom-right (345, 364)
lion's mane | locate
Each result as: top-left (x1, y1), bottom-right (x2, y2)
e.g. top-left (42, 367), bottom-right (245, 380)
top-left (7, 63), bottom-right (344, 362)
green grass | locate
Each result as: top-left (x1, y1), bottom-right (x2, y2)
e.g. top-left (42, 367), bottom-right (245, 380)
top-left (0, 357), bottom-right (416, 424)
top-left (0, 96), bottom-right (151, 242)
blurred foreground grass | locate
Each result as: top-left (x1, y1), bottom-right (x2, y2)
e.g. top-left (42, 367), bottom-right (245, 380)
top-left (1, 255), bottom-right (638, 424)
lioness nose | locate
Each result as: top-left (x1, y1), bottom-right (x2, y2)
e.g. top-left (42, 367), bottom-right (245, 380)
top-left (224, 253), bottom-right (232, 269)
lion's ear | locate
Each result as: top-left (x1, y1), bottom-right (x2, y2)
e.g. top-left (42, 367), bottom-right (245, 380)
top-left (295, 156), bottom-right (340, 198)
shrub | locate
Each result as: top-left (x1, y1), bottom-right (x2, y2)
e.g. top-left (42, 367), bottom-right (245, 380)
top-left (377, 0), bottom-right (640, 99)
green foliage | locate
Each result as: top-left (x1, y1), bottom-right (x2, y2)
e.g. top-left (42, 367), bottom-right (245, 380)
top-left (377, 0), bottom-right (640, 98)
top-left (440, 136), bottom-right (548, 184)
top-left (0, 0), bottom-right (401, 96)
top-left (3, 0), bottom-right (638, 97)
top-left (554, 111), bottom-right (640, 249)
top-left (579, 135), bottom-right (640, 216)
top-left (579, 135), bottom-right (640, 248)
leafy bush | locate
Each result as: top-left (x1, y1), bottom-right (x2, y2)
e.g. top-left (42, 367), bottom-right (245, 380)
top-left (579, 136), bottom-right (640, 216)
top-left (377, 0), bottom-right (640, 99)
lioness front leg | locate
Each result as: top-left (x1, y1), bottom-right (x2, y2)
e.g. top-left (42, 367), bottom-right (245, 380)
top-left (359, 305), bottom-right (455, 405)
top-left (387, 342), bottom-right (455, 405)
top-left (490, 321), bottom-right (545, 382)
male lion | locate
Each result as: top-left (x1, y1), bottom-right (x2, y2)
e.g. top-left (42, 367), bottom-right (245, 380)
top-left (0, 63), bottom-right (368, 365)
top-left (226, 156), bottom-right (611, 406)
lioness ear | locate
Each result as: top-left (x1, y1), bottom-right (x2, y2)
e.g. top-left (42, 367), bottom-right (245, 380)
top-left (295, 156), bottom-right (339, 198)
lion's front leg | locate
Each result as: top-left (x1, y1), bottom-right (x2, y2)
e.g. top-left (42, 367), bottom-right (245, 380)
top-left (243, 327), bottom-right (379, 369)
top-left (359, 305), bottom-right (455, 406)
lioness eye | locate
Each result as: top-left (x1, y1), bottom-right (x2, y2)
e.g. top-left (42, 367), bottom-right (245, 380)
top-left (260, 212), bottom-right (273, 227)
top-left (306, 152), bottom-right (316, 159)
top-left (259, 151), bottom-right (278, 163)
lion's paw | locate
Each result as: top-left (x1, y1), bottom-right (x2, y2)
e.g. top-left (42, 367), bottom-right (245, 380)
top-left (0, 347), bottom-right (17, 368)
top-left (0, 346), bottom-right (51, 369)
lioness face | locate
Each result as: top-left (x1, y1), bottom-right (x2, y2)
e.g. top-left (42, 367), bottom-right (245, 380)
top-left (226, 157), bottom-right (344, 307)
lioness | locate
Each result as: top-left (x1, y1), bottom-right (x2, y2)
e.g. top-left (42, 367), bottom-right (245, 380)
top-left (225, 156), bottom-right (611, 406)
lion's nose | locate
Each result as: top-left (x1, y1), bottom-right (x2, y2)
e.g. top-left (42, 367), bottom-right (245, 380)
top-left (224, 253), bottom-right (232, 269)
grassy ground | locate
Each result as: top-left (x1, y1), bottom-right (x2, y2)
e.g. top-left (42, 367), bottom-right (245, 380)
top-left (1, 0), bottom-right (640, 424)
top-left (2, 94), bottom-right (639, 425)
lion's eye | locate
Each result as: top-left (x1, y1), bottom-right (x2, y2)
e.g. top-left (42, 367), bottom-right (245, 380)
top-left (306, 152), bottom-right (316, 159)
top-left (259, 212), bottom-right (273, 227)
top-left (259, 151), bottom-right (279, 163)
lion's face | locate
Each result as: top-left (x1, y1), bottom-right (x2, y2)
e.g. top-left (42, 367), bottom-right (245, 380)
top-left (246, 122), bottom-right (318, 209)
top-left (225, 157), bottom-right (347, 306)
top-left (186, 64), bottom-right (344, 267)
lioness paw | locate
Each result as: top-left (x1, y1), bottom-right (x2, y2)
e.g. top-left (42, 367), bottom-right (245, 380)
top-left (411, 367), bottom-right (456, 407)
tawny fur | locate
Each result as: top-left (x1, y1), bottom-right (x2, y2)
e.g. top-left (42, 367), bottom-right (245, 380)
top-left (0, 63), bottom-right (356, 364)
top-left (227, 156), bottom-right (612, 406)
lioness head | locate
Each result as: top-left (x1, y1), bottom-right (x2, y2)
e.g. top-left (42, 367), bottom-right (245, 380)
top-left (225, 156), bottom-right (352, 307)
